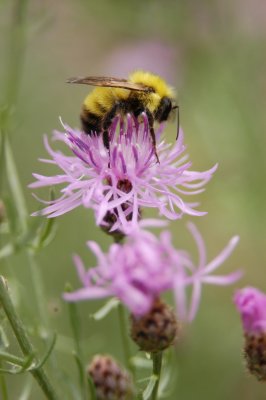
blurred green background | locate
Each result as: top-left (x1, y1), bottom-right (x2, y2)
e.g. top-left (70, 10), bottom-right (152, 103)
top-left (1, 0), bottom-right (266, 399)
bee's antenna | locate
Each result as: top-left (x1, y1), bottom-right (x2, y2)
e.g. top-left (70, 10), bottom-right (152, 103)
top-left (175, 105), bottom-right (180, 140)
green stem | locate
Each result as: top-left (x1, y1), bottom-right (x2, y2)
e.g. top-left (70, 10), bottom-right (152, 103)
top-left (0, 276), bottom-right (58, 400)
top-left (4, 137), bottom-right (28, 233)
top-left (118, 304), bottom-right (135, 377)
top-left (0, 362), bottom-right (8, 400)
top-left (2, 0), bottom-right (48, 333)
top-left (151, 351), bottom-right (163, 400)
top-left (0, 130), bottom-right (6, 194)
top-left (112, 237), bottom-right (135, 376)
top-left (27, 250), bottom-right (49, 332)
top-left (1, 0), bottom-right (59, 381)
top-left (66, 287), bottom-right (88, 400)
top-left (4, 0), bottom-right (28, 115)
top-left (4, 135), bottom-right (49, 334)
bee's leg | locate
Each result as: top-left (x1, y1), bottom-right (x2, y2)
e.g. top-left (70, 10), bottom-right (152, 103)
top-left (176, 105), bottom-right (180, 140)
top-left (102, 103), bottom-right (121, 164)
top-left (145, 108), bottom-right (160, 163)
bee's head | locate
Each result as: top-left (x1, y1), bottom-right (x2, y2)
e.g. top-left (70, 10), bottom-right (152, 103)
top-left (155, 97), bottom-right (174, 122)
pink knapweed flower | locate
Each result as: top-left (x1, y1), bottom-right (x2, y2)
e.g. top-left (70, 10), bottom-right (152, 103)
top-left (29, 115), bottom-right (217, 232)
top-left (234, 287), bottom-right (266, 335)
top-left (64, 223), bottom-right (241, 319)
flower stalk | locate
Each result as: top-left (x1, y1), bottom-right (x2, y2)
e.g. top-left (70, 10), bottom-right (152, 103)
top-left (1, 0), bottom-right (50, 347)
top-left (0, 366), bottom-right (8, 400)
top-left (118, 303), bottom-right (135, 378)
top-left (0, 276), bottom-right (58, 400)
top-left (151, 351), bottom-right (163, 400)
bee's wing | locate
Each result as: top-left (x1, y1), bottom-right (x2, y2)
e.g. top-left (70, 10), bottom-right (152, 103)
top-left (67, 76), bottom-right (152, 92)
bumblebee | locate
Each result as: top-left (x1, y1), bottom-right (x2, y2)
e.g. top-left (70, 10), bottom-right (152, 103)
top-left (67, 71), bottom-right (178, 159)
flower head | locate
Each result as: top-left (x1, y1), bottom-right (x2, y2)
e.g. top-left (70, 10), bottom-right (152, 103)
top-left (29, 115), bottom-right (217, 232)
top-left (64, 223), bottom-right (241, 320)
top-left (88, 355), bottom-right (134, 399)
top-left (234, 287), bottom-right (266, 335)
top-left (234, 287), bottom-right (266, 381)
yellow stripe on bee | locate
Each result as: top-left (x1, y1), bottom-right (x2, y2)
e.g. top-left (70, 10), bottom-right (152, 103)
top-left (129, 70), bottom-right (175, 99)
top-left (83, 87), bottom-right (129, 116)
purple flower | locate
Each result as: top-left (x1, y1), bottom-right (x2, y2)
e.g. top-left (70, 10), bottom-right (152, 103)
top-left (29, 115), bottom-right (217, 232)
top-left (234, 287), bottom-right (266, 335)
top-left (64, 223), bottom-right (242, 319)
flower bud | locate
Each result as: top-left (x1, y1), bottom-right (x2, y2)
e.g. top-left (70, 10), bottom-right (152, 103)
top-left (130, 298), bottom-right (179, 353)
top-left (87, 355), bottom-right (134, 399)
top-left (234, 287), bottom-right (266, 381)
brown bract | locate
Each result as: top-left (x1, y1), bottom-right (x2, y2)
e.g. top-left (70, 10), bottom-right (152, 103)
top-left (245, 333), bottom-right (266, 381)
top-left (130, 298), bottom-right (179, 353)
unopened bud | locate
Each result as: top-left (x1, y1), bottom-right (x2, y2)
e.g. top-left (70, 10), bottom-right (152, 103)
top-left (130, 298), bottom-right (179, 353)
top-left (87, 355), bottom-right (134, 399)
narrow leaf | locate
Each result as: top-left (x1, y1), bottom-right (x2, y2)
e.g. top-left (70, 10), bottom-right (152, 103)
top-left (87, 374), bottom-right (97, 400)
top-left (66, 283), bottom-right (88, 400)
top-left (3, 196), bottom-right (19, 237)
top-left (91, 298), bottom-right (120, 320)
top-left (131, 356), bottom-right (152, 369)
top-left (142, 375), bottom-right (158, 400)
top-left (34, 214), bottom-right (57, 249)
top-left (0, 243), bottom-right (14, 260)
top-left (0, 326), bottom-right (9, 349)
top-left (18, 377), bottom-right (33, 400)
top-left (29, 333), bottom-right (57, 371)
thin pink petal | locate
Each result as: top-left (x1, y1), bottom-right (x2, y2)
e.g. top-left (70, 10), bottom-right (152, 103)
top-left (203, 236), bottom-right (240, 275)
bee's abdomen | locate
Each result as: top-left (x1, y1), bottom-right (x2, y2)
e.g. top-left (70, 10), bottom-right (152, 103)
top-left (80, 109), bottom-right (102, 135)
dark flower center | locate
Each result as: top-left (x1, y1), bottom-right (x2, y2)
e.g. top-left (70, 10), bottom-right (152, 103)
top-left (117, 179), bottom-right (133, 193)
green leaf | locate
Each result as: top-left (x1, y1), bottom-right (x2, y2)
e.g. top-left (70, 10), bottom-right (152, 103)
top-left (87, 374), bottom-right (97, 400)
top-left (0, 366), bottom-right (20, 375)
top-left (4, 138), bottom-right (28, 234)
top-left (0, 326), bottom-right (9, 349)
top-left (158, 351), bottom-right (177, 398)
top-left (0, 222), bottom-right (9, 235)
top-left (131, 356), bottom-right (152, 369)
top-left (72, 353), bottom-right (84, 400)
top-left (24, 189), bottom-right (57, 251)
top-left (3, 196), bottom-right (19, 237)
top-left (20, 353), bottom-right (35, 372)
top-left (18, 377), bottom-right (33, 400)
top-left (142, 375), bottom-right (158, 400)
top-left (33, 213), bottom-right (57, 250)
top-left (65, 284), bottom-right (82, 355)
top-left (91, 298), bottom-right (120, 320)
top-left (0, 353), bottom-right (34, 375)
top-left (29, 333), bottom-right (57, 371)
top-left (0, 243), bottom-right (14, 260)
top-left (66, 283), bottom-right (88, 400)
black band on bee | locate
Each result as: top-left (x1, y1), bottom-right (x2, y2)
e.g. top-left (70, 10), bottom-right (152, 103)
top-left (155, 97), bottom-right (172, 122)
top-left (81, 111), bottom-right (102, 134)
